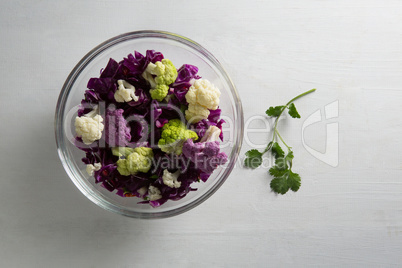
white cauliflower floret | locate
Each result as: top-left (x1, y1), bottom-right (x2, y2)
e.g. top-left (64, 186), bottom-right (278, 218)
top-left (188, 79), bottom-right (221, 109)
top-left (142, 62), bottom-right (164, 88)
top-left (185, 103), bottom-right (210, 123)
top-left (75, 106), bottom-right (104, 145)
top-left (146, 61), bottom-right (165, 76)
top-left (185, 79), bottom-right (221, 123)
top-left (114, 80), bottom-right (139, 102)
top-left (162, 169), bottom-right (181, 188)
top-left (148, 186), bottom-right (162, 201)
top-left (137, 186), bottom-right (147, 197)
top-left (200, 125), bottom-right (221, 142)
top-left (86, 162), bottom-right (102, 176)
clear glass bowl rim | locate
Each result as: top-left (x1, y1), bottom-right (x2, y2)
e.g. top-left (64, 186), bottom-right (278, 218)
top-left (55, 30), bottom-right (244, 219)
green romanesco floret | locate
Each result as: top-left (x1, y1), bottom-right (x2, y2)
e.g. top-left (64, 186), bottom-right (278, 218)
top-left (150, 84), bottom-right (169, 102)
top-left (112, 147), bottom-right (154, 176)
top-left (142, 59), bottom-right (178, 101)
top-left (111, 147), bottom-right (135, 158)
top-left (158, 119), bottom-right (198, 155)
top-left (155, 59), bottom-right (178, 85)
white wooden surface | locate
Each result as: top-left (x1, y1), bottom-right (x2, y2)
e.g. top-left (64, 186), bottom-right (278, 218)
top-left (1, 0), bottom-right (401, 267)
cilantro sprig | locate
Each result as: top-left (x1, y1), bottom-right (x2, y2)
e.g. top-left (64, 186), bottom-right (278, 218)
top-left (244, 89), bottom-right (316, 194)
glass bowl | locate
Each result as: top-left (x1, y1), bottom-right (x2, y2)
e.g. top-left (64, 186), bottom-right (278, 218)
top-left (55, 30), bottom-right (243, 219)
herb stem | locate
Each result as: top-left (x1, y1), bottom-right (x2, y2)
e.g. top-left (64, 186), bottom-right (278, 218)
top-left (275, 129), bottom-right (291, 150)
top-left (270, 88), bottom-right (316, 148)
top-left (285, 88), bottom-right (316, 107)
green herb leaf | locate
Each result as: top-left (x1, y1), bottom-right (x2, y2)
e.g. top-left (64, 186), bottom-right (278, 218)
top-left (269, 169), bottom-right (301, 194)
top-left (285, 151), bottom-right (294, 161)
top-left (275, 157), bottom-right (288, 170)
top-left (269, 166), bottom-right (287, 177)
top-left (245, 149), bottom-right (262, 158)
top-left (270, 175), bottom-right (290, 195)
top-left (266, 106), bottom-right (285, 117)
top-left (287, 171), bottom-right (301, 192)
top-left (244, 149), bottom-right (263, 168)
top-left (265, 141), bottom-right (273, 152)
top-left (271, 142), bottom-right (285, 158)
top-left (288, 103), bottom-right (301, 118)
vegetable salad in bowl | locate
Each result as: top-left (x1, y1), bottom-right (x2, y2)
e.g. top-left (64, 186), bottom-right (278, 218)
top-left (55, 31), bottom-right (243, 218)
top-left (74, 50), bottom-right (228, 207)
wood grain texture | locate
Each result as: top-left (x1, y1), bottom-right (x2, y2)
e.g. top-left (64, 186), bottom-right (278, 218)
top-left (0, 0), bottom-right (401, 267)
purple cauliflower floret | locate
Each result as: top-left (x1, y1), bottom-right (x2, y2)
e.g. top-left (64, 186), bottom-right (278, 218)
top-left (182, 126), bottom-right (228, 174)
top-left (203, 142), bottom-right (220, 156)
top-left (104, 108), bottom-right (131, 147)
top-left (182, 139), bottom-right (228, 174)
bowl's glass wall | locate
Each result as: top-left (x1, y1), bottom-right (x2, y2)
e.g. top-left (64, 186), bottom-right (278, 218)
top-left (55, 31), bottom-right (243, 218)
